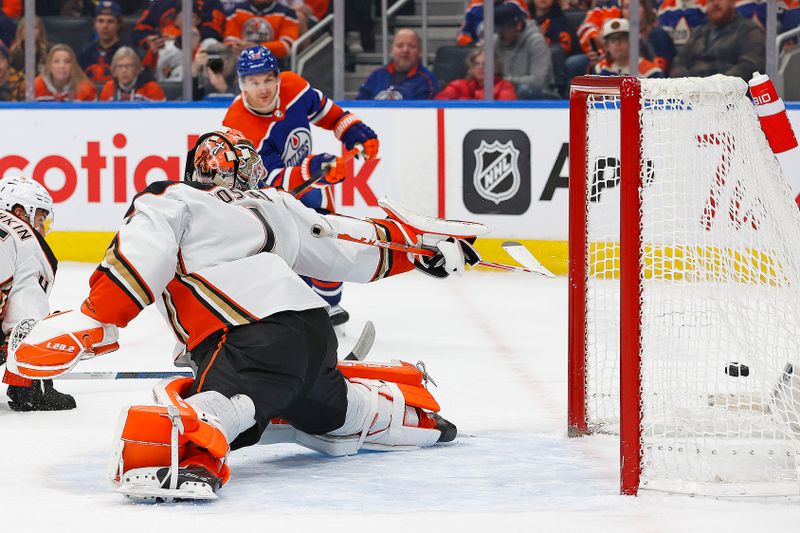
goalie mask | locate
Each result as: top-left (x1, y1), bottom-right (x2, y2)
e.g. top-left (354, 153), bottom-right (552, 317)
top-left (0, 175), bottom-right (54, 233)
top-left (186, 128), bottom-right (267, 191)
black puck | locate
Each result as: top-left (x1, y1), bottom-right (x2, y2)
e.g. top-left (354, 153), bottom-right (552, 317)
top-left (725, 362), bottom-right (750, 377)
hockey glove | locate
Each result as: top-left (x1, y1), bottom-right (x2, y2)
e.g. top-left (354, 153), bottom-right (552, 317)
top-left (301, 153), bottom-right (348, 187)
top-left (6, 310), bottom-right (119, 379)
top-left (414, 237), bottom-right (481, 279)
top-left (334, 112), bottom-right (379, 159)
top-left (378, 198), bottom-right (485, 278)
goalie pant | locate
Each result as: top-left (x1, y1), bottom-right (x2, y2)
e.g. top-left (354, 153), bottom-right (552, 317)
top-left (0, 211), bottom-right (56, 387)
top-left (189, 306), bottom-right (346, 450)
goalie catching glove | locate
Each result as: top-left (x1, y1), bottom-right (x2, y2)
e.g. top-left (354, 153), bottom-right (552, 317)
top-left (376, 198), bottom-right (486, 278)
top-left (6, 310), bottom-right (119, 379)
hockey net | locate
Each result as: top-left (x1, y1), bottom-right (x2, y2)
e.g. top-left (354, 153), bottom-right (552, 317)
top-left (568, 75), bottom-right (800, 496)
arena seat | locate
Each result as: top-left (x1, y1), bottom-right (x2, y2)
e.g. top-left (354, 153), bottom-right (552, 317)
top-left (433, 45), bottom-right (471, 90)
top-left (42, 16), bottom-right (95, 55)
top-left (564, 9), bottom-right (587, 34)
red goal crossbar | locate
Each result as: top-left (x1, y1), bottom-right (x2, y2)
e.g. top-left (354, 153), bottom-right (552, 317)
top-left (567, 76), bottom-right (643, 496)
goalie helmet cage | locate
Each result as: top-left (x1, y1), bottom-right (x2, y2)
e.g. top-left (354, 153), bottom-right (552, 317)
top-left (568, 75), bottom-right (800, 497)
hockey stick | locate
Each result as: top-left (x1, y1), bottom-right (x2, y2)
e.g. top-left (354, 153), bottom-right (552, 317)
top-left (57, 322), bottom-right (376, 379)
top-left (311, 225), bottom-right (552, 275)
top-left (343, 320), bottom-right (375, 361)
top-left (501, 242), bottom-right (555, 277)
top-left (289, 145), bottom-right (365, 197)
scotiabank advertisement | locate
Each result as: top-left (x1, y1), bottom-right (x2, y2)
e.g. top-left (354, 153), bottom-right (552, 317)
top-left (0, 104), bottom-right (798, 246)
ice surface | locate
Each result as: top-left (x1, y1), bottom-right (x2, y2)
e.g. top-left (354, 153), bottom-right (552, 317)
top-left (2, 263), bottom-right (799, 531)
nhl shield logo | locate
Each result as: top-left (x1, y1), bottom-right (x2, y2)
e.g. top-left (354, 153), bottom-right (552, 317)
top-left (472, 140), bottom-right (520, 205)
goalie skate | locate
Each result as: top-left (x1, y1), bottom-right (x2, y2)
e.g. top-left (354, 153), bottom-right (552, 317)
top-left (116, 465), bottom-right (220, 502)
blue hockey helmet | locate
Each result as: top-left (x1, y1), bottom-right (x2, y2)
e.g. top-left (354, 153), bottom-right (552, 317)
top-left (237, 46), bottom-right (280, 80)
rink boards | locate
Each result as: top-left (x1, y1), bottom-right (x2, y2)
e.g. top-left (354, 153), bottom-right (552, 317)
top-left (0, 101), bottom-right (798, 272)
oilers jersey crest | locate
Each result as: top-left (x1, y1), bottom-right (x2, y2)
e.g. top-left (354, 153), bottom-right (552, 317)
top-left (223, 71), bottom-right (348, 212)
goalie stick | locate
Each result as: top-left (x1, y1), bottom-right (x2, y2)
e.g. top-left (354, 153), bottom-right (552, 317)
top-left (501, 242), bottom-right (555, 277)
top-left (311, 224), bottom-right (554, 276)
top-left (56, 321), bottom-right (377, 380)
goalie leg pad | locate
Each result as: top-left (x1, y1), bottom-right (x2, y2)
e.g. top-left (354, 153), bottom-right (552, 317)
top-left (108, 378), bottom-right (234, 501)
top-left (287, 376), bottom-right (445, 455)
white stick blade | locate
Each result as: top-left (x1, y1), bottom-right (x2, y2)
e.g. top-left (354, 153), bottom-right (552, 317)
top-left (502, 242), bottom-right (555, 277)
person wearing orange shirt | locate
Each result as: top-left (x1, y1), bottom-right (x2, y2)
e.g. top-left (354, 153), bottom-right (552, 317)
top-left (436, 47), bottom-right (517, 100)
top-left (225, 0), bottom-right (299, 59)
top-left (99, 46), bottom-right (167, 101)
top-left (34, 44), bottom-right (97, 102)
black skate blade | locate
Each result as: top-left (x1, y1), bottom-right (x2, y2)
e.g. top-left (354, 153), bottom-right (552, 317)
top-left (433, 413), bottom-right (458, 443)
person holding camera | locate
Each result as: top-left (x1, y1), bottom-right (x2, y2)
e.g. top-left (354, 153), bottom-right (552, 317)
top-left (192, 38), bottom-right (237, 98)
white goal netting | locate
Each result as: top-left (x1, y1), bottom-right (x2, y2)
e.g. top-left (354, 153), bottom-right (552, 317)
top-left (582, 75), bottom-right (800, 496)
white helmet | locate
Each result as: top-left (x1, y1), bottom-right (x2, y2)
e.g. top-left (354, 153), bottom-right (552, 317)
top-left (0, 175), bottom-right (54, 225)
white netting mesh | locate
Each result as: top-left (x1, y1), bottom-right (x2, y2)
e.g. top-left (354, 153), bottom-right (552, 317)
top-left (583, 75), bottom-right (800, 496)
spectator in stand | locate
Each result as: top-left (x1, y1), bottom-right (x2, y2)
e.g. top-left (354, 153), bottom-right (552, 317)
top-left (566, 0), bottom-right (619, 84)
top-left (155, 25), bottom-right (201, 81)
top-left (357, 28), bottom-right (438, 100)
top-left (657, 0), bottom-right (706, 46)
top-left (457, 0), bottom-right (530, 47)
top-left (620, 0), bottom-right (676, 74)
top-left (530, 0), bottom-right (581, 56)
top-left (494, 2), bottom-right (554, 99)
top-left (133, 0), bottom-right (225, 55)
top-left (224, 0), bottom-right (299, 60)
top-left (100, 46), bottom-right (166, 101)
top-left (592, 18), bottom-right (663, 78)
top-left (9, 16), bottom-right (48, 73)
top-left (436, 46), bottom-right (517, 100)
top-left (576, 0), bottom-right (619, 56)
top-left (280, 1), bottom-right (329, 34)
top-left (2, 1), bottom-right (21, 18)
top-left (79, 1), bottom-right (126, 84)
top-left (0, 42), bottom-right (24, 101)
top-left (191, 37), bottom-right (238, 98)
top-left (670, 0), bottom-right (764, 79)
top-left (0, 10), bottom-right (14, 49)
top-left (34, 44), bottom-right (97, 101)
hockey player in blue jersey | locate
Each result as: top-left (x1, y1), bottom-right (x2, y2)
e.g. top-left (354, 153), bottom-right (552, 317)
top-left (222, 46), bottom-right (379, 332)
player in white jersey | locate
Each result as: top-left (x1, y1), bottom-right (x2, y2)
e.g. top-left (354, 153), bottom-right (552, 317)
top-left (0, 175), bottom-right (75, 412)
top-left (6, 129), bottom-right (483, 501)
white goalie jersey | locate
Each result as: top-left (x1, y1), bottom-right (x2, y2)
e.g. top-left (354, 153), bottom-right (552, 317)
top-left (0, 211), bottom-right (55, 335)
top-left (81, 181), bottom-right (413, 350)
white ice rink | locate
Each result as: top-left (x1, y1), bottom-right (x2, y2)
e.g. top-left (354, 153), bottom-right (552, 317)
top-left (3, 262), bottom-right (800, 532)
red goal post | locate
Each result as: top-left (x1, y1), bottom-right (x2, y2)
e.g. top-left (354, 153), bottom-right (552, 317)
top-left (568, 76), bottom-right (643, 496)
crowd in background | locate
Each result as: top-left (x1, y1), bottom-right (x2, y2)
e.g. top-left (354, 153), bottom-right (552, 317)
top-left (0, 0), bottom-right (796, 102)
